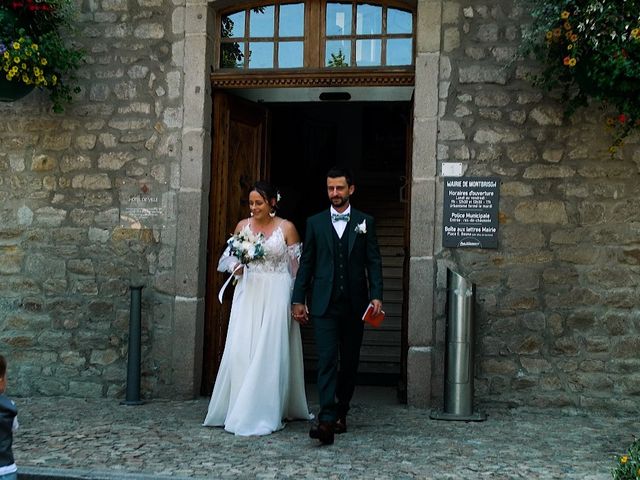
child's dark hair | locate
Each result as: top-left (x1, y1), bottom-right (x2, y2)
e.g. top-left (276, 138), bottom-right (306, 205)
top-left (0, 355), bottom-right (6, 378)
top-left (250, 181), bottom-right (279, 205)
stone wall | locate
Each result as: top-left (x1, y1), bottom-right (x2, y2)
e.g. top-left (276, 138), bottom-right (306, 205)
top-left (0, 0), bottom-right (190, 397)
top-left (433, 0), bottom-right (640, 411)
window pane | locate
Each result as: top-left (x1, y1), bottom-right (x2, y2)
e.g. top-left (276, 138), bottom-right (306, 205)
top-left (220, 42), bottom-right (245, 68)
top-left (250, 5), bottom-right (275, 37)
top-left (278, 41), bottom-right (303, 67)
top-left (325, 40), bottom-right (351, 67)
top-left (279, 3), bottom-right (304, 37)
top-left (326, 3), bottom-right (352, 36)
top-left (356, 39), bottom-right (380, 66)
top-left (221, 11), bottom-right (245, 38)
top-left (387, 8), bottom-right (412, 34)
top-left (386, 38), bottom-right (412, 65)
top-left (248, 42), bottom-right (274, 68)
top-left (356, 4), bottom-right (381, 35)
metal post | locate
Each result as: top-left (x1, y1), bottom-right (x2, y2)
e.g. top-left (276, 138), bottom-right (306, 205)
top-left (121, 285), bottom-right (144, 406)
top-left (431, 269), bottom-right (485, 421)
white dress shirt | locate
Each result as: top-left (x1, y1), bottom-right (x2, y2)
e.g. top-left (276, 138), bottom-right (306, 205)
top-left (330, 205), bottom-right (351, 239)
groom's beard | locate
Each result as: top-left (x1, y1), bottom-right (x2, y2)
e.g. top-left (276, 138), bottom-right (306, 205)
top-left (330, 196), bottom-right (349, 208)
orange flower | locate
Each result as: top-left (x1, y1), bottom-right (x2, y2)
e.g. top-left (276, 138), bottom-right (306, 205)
top-left (564, 22), bottom-right (572, 30)
top-left (553, 28), bottom-right (562, 37)
top-left (606, 118), bottom-right (615, 126)
top-left (570, 34), bottom-right (578, 42)
top-left (563, 56), bottom-right (571, 65)
top-left (619, 114), bottom-right (628, 123)
top-left (561, 11), bottom-right (570, 19)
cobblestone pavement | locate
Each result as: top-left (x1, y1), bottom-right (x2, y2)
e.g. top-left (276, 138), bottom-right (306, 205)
top-left (11, 387), bottom-right (638, 479)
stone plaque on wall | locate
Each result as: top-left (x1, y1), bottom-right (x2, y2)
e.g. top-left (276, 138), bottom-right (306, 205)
top-left (443, 177), bottom-right (500, 248)
top-left (119, 181), bottom-right (165, 229)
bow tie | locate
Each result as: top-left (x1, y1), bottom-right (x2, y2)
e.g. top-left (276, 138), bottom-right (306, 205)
top-left (331, 213), bottom-right (350, 223)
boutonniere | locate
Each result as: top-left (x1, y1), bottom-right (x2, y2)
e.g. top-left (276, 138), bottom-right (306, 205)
top-left (354, 219), bottom-right (367, 234)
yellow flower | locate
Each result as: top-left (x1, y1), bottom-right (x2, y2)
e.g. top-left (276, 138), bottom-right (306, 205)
top-left (52, 74), bottom-right (57, 85)
top-left (621, 456), bottom-right (629, 464)
top-left (32, 44), bottom-right (38, 51)
top-left (3, 52), bottom-right (8, 59)
top-left (22, 75), bottom-right (30, 84)
top-left (609, 146), bottom-right (618, 154)
top-left (5, 74), bottom-right (11, 81)
top-left (561, 11), bottom-right (570, 19)
top-left (545, 31), bottom-right (553, 40)
top-left (606, 118), bottom-right (615, 126)
top-left (40, 58), bottom-right (47, 65)
top-left (632, 28), bottom-right (640, 39)
top-left (12, 42), bottom-right (20, 50)
top-left (13, 57), bottom-right (20, 64)
top-left (568, 58), bottom-right (577, 67)
top-left (21, 63), bottom-right (26, 70)
top-left (567, 44), bottom-right (573, 50)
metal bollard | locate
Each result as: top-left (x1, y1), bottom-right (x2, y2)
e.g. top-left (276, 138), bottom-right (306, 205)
top-left (430, 269), bottom-right (485, 421)
top-left (121, 285), bottom-right (145, 406)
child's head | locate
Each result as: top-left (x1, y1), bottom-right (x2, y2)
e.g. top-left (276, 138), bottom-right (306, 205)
top-left (0, 355), bottom-right (6, 394)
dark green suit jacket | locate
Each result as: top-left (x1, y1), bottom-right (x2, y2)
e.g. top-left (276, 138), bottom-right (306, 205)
top-left (292, 208), bottom-right (383, 317)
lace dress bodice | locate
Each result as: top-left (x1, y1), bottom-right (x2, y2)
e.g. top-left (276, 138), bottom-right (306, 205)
top-left (248, 227), bottom-right (289, 274)
top-left (217, 221), bottom-right (302, 278)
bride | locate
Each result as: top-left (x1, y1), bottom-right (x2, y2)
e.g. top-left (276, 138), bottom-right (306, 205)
top-left (203, 181), bottom-right (312, 435)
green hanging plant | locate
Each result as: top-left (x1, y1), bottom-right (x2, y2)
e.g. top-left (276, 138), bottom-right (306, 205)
top-left (521, 0), bottom-right (640, 152)
top-left (0, 0), bottom-right (84, 112)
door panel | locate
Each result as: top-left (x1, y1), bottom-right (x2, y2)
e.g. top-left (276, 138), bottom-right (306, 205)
top-left (202, 91), bottom-right (268, 395)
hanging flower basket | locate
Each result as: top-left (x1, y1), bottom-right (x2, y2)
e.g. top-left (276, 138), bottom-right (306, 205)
top-left (0, 0), bottom-right (84, 112)
top-left (520, 0), bottom-right (640, 151)
top-left (0, 75), bottom-right (34, 102)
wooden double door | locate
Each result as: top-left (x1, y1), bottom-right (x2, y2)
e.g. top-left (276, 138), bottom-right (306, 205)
top-left (202, 91), bottom-right (411, 398)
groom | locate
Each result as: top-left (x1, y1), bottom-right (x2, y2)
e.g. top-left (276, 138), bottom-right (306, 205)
top-left (292, 166), bottom-right (383, 445)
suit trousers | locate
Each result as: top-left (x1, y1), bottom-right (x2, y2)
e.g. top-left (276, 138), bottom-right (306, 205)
top-left (313, 299), bottom-right (365, 422)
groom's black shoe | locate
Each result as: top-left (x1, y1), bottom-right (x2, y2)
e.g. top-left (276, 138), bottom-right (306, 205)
top-left (334, 416), bottom-right (347, 434)
top-left (309, 421), bottom-right (335, 445)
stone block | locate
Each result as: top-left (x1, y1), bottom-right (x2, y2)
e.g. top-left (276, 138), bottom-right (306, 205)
top-left (409, 179), bottom-right (435, 256)
top-left (412, 118), bottom-right (437, 178)
top-left (514, 200), bottom-right (568, 224)
top-left (408, 257), bottom-right (434, 346)
top-left (416, 0), bottom-right (441, 53)
top-left (459, 65), bottom-right (509, 84)
top-left (171, 296), bottom-right (204, 398)
top-left (407, 346), bottom-right (432, 407)
top-left (175, 190), bottom-right (208, 297)
top-left (413, 53), bottom-right (440, 119)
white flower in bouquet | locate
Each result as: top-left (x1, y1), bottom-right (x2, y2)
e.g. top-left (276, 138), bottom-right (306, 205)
top-left (226, 225), bottom-right (266, 265)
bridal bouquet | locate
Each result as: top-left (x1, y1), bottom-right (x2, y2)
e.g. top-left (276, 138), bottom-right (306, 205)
top-left (217, 225), bottom-right (265, 303)
top-left (226, 225), bottom-right (266, 265)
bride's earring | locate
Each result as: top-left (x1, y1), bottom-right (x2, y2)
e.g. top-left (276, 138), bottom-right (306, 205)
top-left (250, 211), bottom-right (254, 217)
top-left (269, 210), bottom-right (276, 218)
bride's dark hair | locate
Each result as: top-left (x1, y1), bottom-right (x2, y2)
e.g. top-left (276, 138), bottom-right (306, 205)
top-left (250, 181), bottom-right (279, 206)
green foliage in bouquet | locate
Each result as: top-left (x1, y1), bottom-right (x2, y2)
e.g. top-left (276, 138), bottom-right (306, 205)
top-left (521, 0), bottom-right (640, 151)
top-left (0, 0), bottom-right (84, 112)
top-left (613, 437), bottom-right (640, 480)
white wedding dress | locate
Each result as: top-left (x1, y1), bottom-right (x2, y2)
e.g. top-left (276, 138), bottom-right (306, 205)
top-left (203, 222), bottom-right (312, 436)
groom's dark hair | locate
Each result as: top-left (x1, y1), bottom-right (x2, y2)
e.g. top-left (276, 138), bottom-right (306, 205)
top-left (327, 166), bottom-right (354, 187)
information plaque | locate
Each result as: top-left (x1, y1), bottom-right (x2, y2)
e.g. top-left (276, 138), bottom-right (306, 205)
top-left (443, 177), bottom-right (500, 249)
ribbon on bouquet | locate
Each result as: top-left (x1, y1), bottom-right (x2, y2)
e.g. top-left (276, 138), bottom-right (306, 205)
top-left (217, 263), bottom-right (244, 303)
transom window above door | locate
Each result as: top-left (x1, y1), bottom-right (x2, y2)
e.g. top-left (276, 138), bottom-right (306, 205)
top-left (217, 0), bottom-right (415, 71)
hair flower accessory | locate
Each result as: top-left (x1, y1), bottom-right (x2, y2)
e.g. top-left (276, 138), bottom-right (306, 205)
top-left (276, 191), bottom-right (282, 203)
top-left (354, 219), bottom-right (367, 234)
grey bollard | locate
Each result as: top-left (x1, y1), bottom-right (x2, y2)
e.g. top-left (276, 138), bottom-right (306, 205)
top-left (121, 285), bottom-right (145, 406)
top-left (430, 269), bottom-right (485, 421)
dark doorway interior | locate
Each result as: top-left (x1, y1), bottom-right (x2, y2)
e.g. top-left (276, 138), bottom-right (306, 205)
top-left (268, 101), bottom-right (410, 387)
